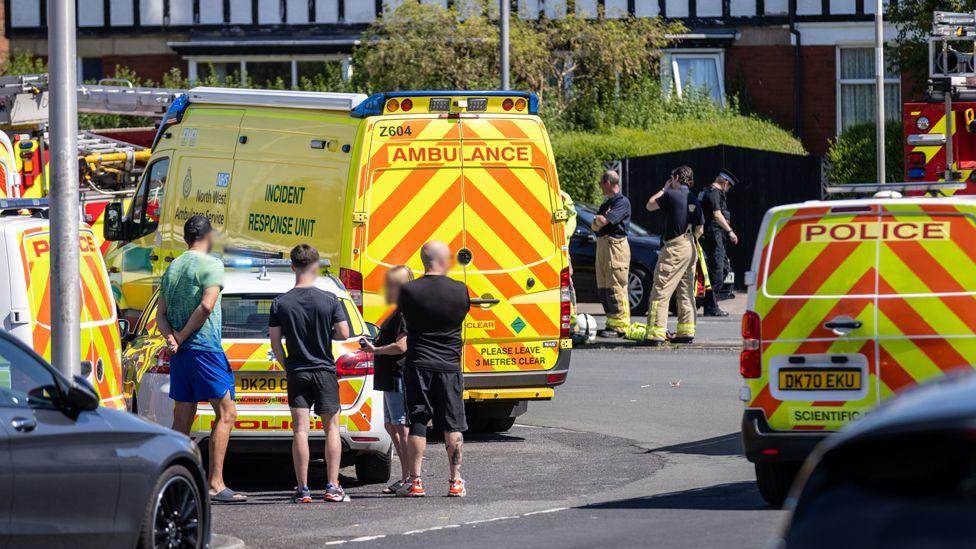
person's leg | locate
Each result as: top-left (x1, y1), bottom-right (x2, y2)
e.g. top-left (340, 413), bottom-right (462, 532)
top-left (172, 401), bottom-right (198, 435)
top-left (595, 236), bottom-right (610, 315)
top-left (384, 383), bottom-right (410, 481)
top-left (207, 392), bottom-right (237, 494)
top-left (606, 237), bottom-right (632, 331)
top-left (290, 406), bottom-right (311, 489)
top-left (702, 235), bottom-right (727, 315)
top-left (322, 411), bottom-right (342, 487)
top-left (445, 431), bottom-right (463, 481)
top-left (440, 371), bottom-right (468, 496)
top-left (646, 240), bottom-right (683, 341)
top-left (673, 237), bottom-right (698, 340)
top-left (398, 367), bottom-right (430, 496)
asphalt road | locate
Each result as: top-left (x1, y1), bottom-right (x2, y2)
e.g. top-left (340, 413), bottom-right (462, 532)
top-left (212, 347), bottom-right (786, 548)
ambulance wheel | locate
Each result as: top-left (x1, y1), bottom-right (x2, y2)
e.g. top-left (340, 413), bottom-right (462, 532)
top-left (485, 417), bottom-right (516, 432)
top-left (140, 464), bottom-right (204, 549)
top-left (754, 461), bottom-right (801, 507)
top-left (628, 266), bottom-right (651, 316)
top-left (355, 451), bottom-right (392, 484)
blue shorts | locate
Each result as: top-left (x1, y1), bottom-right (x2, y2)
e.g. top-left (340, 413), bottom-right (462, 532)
top-left (169, 349), bottom-right (235, 403)
top-left (383, 378), bottom-right (408, 425)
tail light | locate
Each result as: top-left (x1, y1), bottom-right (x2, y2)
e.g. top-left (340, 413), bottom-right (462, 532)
top-left (559, 267), bottom-right (571, 339)
top-left (149, 349), bottom-right (171, 374)
top-left (400, 98), bottom-right (413, 112)
top-left (547, 372), bottom-right (567, 386)
top-left (386, 98), bottom-right (400, 112)
top-left (337, 350), bottom-right (374, 377)
top-left (339, 267), bottom-right (363, 311)
top-left (908, 152), bottom-right (926, 167)
top-left (502, 98), bottom-right (514, 111)
top-left (740, 310), bottom-right (761, 378)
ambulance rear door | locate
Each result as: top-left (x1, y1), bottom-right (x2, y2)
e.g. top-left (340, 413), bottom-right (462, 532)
top-left (357, 117), bottom-right (465, 324)
top-left (750, 204), bottom-right (881, 432)
top-left (458, 117), bottom-right (563, 373)
top-left (875, 201), bottom-right (976, 398)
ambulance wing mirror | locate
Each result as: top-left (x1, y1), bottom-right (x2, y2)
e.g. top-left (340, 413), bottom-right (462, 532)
top-left (103, 202), bottom-right (127, 242)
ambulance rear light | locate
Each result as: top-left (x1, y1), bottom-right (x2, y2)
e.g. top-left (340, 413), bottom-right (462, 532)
top-left (467, 98), bottom-right (488, 112)
top-left (547, 372), bottom-right (567, 386)
top-left (150, 349), bottom-right (171, 375)
top-left (386, 98), bottom-right (399, 112)
top-left (339, 267), bottom-right (363, 311)
top-left (740, 310), bottom-right (761, 378)
top-left (351, 91), bottom-right (540, 117)
top-left (514, 98), bottom-right (527, 112)
top-left (429, 98), bottom-right (451, 111)
top-left (560, 267), bottom-right (572, 339)
top-left (400, 98), bottom-right (413, 112)
top-left (336, 350), bottom-right (373, 377)
top-left (503, 98), bottom-right (514, 111)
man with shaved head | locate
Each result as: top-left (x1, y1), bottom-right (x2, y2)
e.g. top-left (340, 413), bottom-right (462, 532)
top-left (395, 240), bottom-right (471, 498)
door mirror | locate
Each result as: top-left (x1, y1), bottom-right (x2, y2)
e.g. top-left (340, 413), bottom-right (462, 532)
top-left (103, 202), bottom-right (127, 242)
top-left (365, 322), bottom-right (380, 339)
top-left (64, 375), bottom-right (100, 412)
top-left (118, 318), bottom-right (131, 337)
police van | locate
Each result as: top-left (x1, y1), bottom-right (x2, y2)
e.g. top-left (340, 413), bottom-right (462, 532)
top-left (740, 182), bottom-right (976, 505)
top-left (103, 88), bottom-right (572, 430)
top-left (0, 198), bottom-right (126, 409)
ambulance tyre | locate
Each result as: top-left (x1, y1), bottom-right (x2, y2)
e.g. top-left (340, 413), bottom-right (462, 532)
top-left (754, 461), bottom-right (801, 507)
top-left (355, 451), bottom-right (392, 484)
top-left (139, 464), bottom-right (204, 549)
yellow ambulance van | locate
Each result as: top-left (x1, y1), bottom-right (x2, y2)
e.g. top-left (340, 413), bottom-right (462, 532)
top-left (740, 183), bottom-right (976, 505)
top-left (0, 198), bottom-right (126, 409)
top-left (103, 89), bottom-right (572, 430)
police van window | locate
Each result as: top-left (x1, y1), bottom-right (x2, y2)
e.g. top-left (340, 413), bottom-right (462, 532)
top-left (130, 158), bottom-right (170, 237)
top-left (0, 338), bottom-right (60, 409)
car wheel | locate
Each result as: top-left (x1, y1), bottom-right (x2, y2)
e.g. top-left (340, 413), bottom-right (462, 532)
top-left (355, 451), bottom-right (392, 484)
top-left (628, 266), bottom-right (651, 316)
top-left (485, 417), bottom-right (516, 433)
top-left (754, 461), bottom-right (801, 507)
top-left (139, 464), bottom-right (204, 549)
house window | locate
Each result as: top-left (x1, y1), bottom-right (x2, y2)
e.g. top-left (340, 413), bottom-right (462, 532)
top-left (188, 56), bottom-right (353, 88)
top-left (662, 50), bottom-right (726, 105)
top-left (837, 47), bottom-right (901, 132)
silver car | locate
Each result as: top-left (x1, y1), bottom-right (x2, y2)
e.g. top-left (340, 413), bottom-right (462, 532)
top-left (0, 330), bottom-right (210, 549)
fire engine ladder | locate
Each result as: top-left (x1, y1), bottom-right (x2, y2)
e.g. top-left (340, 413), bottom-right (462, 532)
top-left (76, 79), bottom-right (185, 117)
top-left (929, 11), bottom-right (976, 181)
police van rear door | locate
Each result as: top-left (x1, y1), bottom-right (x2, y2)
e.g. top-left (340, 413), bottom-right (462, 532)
top-left (750, 204), bottom-right (881, 432)
top-left (459, 116), bottom-right (562, 373)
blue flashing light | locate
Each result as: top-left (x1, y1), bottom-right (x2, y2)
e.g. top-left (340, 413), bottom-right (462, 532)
top-left (151, 94), bottom-right (190, 151)
top-left (908, 167), bottom-right (927, 179)
top-left (350, 90), bottom-right (540, 118)
top-left (0, 198), bottom-right (48, 210)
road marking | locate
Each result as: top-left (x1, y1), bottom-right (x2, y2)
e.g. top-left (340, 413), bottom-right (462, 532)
top-left (351, 535), bottom-right (387, 542)
top-left (522, 507), bottom-right (568, 516)
top-left (336, 507), bottom-right (571, 543)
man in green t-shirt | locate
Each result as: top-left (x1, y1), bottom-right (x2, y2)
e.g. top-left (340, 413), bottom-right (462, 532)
top-left (157, 215), bottom-right (245, 503)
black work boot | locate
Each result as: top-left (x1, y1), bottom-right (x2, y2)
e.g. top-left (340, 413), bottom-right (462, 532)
top-left (703, 308), bottom-right (729, 317)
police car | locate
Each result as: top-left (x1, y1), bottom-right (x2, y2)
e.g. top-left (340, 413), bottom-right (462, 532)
top-left (122, 257), bottom-right (392, 483)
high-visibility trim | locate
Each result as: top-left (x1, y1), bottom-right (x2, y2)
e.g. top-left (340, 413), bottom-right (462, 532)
top-left (463, 388), bottom-right (554, 400)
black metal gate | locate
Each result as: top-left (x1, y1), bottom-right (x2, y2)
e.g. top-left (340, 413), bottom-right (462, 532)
top-left (621, 145), bottom-right (823, 288)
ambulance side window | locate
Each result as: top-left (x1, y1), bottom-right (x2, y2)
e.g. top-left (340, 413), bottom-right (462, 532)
top-left (129, 157), bottom-right (170, 238)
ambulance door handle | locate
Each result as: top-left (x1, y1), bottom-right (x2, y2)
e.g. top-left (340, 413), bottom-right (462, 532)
top-left (148, 254), bottom-right (159, 261)
top-left (11, 416), bottom-right (36, 433)
top-left (470, 298), bottom-right (500, 308)
top-left (164, 256), bottom-right (174, 263)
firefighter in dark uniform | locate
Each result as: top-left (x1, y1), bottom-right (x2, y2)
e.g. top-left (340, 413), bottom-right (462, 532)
top-left (699, 169), bottom-right (739, 317)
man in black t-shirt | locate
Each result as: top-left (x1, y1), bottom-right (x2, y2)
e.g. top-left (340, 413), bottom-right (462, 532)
top-left (644, 165), bottom-right (704, 345)
top-left (269, 244), bottom-right (350, 503)
top-left (700, 170), bottom-right (739, 317)
top-left (395, 241), bottom-right (471, 498)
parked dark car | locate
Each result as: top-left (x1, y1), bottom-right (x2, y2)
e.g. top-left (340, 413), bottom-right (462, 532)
top-left (779, 370), bottom-right (976, 548)
top-left (0, 330), bottom-right (210, 549)
top-left (570, 203), bottom-right (661, 316)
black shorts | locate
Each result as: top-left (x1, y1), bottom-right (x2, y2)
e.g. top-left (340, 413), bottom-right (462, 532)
top-left (403, 367), bottom-right (467, 433)
top-left (286, 369), bottom-right (340, 417)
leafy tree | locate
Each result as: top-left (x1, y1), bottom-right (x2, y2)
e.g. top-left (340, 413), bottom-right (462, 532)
top-left (887, 0), bottom-right (975, 83)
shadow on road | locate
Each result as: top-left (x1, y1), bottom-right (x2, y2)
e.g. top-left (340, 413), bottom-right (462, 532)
top-left (647, 432), bottom-right (742, 456)
top-left (581, 481), bottom-right (770, 511)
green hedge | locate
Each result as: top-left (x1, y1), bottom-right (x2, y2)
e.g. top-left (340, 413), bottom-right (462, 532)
top-left (552, 117), bottom-right (807, 203)
top-left (825, 121), bottom-right (904, 184)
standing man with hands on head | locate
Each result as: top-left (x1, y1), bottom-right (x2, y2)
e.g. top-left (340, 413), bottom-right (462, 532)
top-left (268, 244), bottom-right (351, 504)
top-left (396, 241), bottom-right (471, 498)
top-left (157, 215), bottom-right (246, 503)
top-left (699, 170), bottom-right (739, 317)
top-left (591, 170), bottom-right (632, 338)
top-left (644, 166), bottom-right (704, 346)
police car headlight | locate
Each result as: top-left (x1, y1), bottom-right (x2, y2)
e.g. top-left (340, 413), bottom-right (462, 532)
top-left (916, 116), bottom-right (930, 131)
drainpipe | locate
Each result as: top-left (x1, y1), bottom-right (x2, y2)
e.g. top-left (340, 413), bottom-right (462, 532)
top-left (789, 0), bottom-right (803, 139)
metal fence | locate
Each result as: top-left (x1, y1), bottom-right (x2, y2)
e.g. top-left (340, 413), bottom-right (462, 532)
top-left (620, 145), bottom-right (823, 288)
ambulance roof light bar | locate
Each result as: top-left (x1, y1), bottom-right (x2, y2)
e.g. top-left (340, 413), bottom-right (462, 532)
top-left (0, 198), bottom-right (48, 210)
top-left (823, 182), bottom-right (968, 195)
top-left (351, 90), bottom-right (539, 118)
top-left (187, 87), bottom-right (368, 112)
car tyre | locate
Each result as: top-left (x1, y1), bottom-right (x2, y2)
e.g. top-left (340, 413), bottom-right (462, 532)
top-left (754, 461), bottom-right (801, 507)
top-left (628, 265), bottom-right (651, 317)
top-left (485, 417), bottom-right (516, 432)
top-left (355, 451), bottom-right (392, 484)
top-left (139, 464), bottom-right (205, 549)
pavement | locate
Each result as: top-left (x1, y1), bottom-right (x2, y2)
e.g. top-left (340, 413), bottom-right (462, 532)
top-left (211, 343), bottom-right (786, 548)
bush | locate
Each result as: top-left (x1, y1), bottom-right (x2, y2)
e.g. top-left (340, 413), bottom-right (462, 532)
top-left (552, 116), bottom-right (806, 202)
top-left (826, 121), bottom-right (904, 184)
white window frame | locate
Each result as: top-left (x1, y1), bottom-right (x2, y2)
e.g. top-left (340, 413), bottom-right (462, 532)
top-left (186, 54), bottom-right (354, 87)
top-left (835, 45), bottom-right (901, 135)
top-left (662, 49), bottom-right (726, 106)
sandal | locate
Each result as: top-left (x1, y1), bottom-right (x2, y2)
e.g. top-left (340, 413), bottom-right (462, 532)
top-left (211, 487), bottom-right (247, 503)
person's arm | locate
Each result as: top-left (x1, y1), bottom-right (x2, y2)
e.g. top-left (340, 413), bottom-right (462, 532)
top-left (176, 285), bottom-right (220, 343)
top-left (332, 299), bottom-right (350, 340)
top-left (333, 320), bottom-right (350, 340)
top-left (269, 326), bottom-right (287, 366)
top-left (592, 213), bottom-right (608, 231)
top-left (646, 185), bottom-right (670, 212)
top-left (712, 210), bottom-right (738, 244)
top-left (156, 294), bottom-right (179, 353)
top-left (365, 334), bottom-right (407, 356)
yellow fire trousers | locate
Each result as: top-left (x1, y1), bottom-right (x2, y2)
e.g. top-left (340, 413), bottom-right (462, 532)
top-left (646, 232), bottom-right (697, 340)
top-left (595, 235), bottom-right (631, 330)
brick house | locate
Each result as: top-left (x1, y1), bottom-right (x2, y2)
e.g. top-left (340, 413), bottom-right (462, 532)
top-left (3, 0), bottom-right (906, 155)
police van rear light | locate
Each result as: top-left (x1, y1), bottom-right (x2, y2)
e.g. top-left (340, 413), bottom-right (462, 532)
top-left (741, 310), bottom-right (761, 378)
top-left (150, 349), bottom-right (171, 375)
top-left (560, 267), bottom-right (572, 339)
top-left (339, 268), bottom-right (363, 311)
top-left (337, 350), bottom-right (374, 377)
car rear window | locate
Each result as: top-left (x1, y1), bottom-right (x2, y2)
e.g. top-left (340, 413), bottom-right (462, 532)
top-left (221, 294), bottom-right (364, 339)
